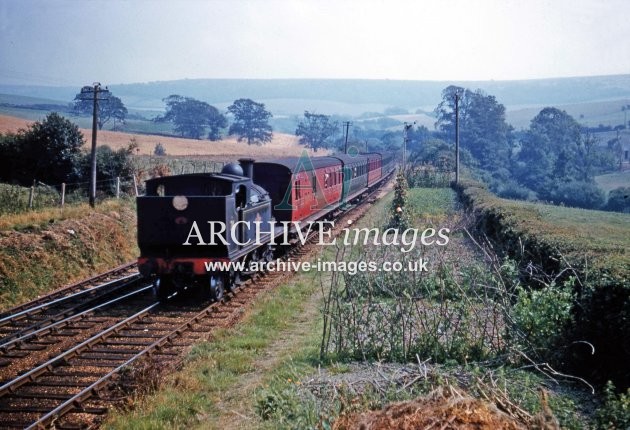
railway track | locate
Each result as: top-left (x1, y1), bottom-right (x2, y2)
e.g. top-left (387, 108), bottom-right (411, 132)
top-left (0, 266), bottom-right (304, 428)
top-left (0, 263), bottom-right (140, 342)
top-left (0, 176), bottom-right (393, 429)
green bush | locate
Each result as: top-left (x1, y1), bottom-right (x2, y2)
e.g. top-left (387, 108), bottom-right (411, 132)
top-left (546, 180), bottom-right (606, 209)
top-left (492, 179), bottom-right (533, 201)
top-left (154, 142), bottom-right (166, 156)
top-left (512, 281), bottom-right (575, 352)
top-left (596, 381), bottom-right (630, 429)
top-left (606, 186), bottom-right (630, 213)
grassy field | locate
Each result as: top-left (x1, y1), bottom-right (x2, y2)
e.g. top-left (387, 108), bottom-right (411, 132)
top-left (506, 98), bottom-right (630, 129)
top-left (595, 170), bottom-right (630, 194)
top-left (457, 181), bottom-right (629, 278)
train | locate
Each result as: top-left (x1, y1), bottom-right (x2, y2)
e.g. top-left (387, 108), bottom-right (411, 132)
top-left (136, 152), bottom-right (395, 300)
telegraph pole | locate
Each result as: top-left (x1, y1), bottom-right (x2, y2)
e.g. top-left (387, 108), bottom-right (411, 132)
top-left (79, 83), bottom-right (110, 207)
top-left (454, 92), bottom-right (460, 184)
top-left (343, 121), bottom-right (352, 154)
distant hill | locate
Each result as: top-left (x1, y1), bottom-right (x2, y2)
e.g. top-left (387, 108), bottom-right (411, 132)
top-left (1, 75), bottom-right (629, 128)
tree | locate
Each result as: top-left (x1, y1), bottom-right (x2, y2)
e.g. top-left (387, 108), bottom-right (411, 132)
top-left (73, 91), bottom-right (127, 130)
top-left (514, 107), bottom-right (613, 206)
top-left (0, 112), bottom-right (85, 185)
top-left (516, 107), bottom-right (583, 193)
top-left (434, 86), bottom-right (513, 172)
top-left (154, 143), bottom-right (166, 156)
top-left (156, 95), bottom-right (227, 140)
top-left (606, 187), bottom-right (630, 213)
top-left (75, 144), bottom-right (135, 183)
top-left (406, 125), bottom-right (431, 154)
top-left (295, 111), bottom-right (338, 151)
top-left (227, 98), bottom-right (273, 145)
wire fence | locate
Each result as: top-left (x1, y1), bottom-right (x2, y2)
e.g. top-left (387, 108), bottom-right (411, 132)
top-left (134, 156), bottom-right (226, 178)
top-left (0, 158), bottom-right (228, 216)
top-left (0, 176), bottom-right (138, 216)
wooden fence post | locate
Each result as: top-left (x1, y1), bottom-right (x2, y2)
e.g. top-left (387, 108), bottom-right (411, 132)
top-left (61, 183), bottom-right (66, 207)
top-left (116, 177), bottom-right (120, 199)
top-left (132, 175), bottom-right (138, 196)
top-left (28, 185), bottom-right (35, 209)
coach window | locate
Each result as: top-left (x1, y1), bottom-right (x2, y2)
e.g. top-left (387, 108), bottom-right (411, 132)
top-left (156, 184), bottom-right (165, 196)
top-left (324, 173), bottom-right (330, 188)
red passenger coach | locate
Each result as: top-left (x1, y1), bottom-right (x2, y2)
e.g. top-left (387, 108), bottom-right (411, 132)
top-left (253, 157), bottom-right (343, 223)
top-left (364, 152), bottom-right (383, 187)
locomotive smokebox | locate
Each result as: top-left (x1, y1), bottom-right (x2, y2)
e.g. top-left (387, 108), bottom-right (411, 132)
top-left (239, 158), bottom-right (255, 180)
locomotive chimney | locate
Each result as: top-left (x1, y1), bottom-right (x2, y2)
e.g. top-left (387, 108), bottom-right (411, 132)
top-left (238, 158), bottom-right (255, 180)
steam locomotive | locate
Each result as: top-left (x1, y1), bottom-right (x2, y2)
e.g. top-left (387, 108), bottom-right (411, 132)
top-left (137, 152), bottom-right (394, 300)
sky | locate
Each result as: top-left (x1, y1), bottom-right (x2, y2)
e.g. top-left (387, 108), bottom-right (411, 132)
top-left (0, 0), bottom-right (629, 86)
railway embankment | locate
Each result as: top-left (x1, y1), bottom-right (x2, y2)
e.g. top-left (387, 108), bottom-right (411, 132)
top-left (0, 200), bottom-right (137, 311)
top-left (453, 179), bottom-right (630, 388)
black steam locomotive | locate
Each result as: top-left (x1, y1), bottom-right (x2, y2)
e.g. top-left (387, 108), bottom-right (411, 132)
top-left (137, 153), bottom-right (394, 300)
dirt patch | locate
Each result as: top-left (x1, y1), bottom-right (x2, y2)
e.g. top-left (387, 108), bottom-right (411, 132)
top-left (333, 387), bottom-right (526, 430)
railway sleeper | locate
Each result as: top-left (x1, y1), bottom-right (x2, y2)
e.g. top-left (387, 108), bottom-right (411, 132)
top-left (88, 347), bottom-right (144, 355)
top-left (0, 351), bottom-right (29, 358)
top-left (8, 391), bottom-right (79, 400)
top-left (65, 360), bottom-right (118, 368)
top-left (109, 332), bottom-right (165, 339)
top-left (0, 404), bottom-right (107, 414)
top-left (78, 352), bottom-right (137, 361)
top-left (34, 378), bottom-right (96, 387)
top-left (10, 344), bottom-right (48, 351)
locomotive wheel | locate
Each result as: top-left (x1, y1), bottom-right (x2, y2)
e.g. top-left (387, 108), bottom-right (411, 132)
top-left (209, 274), bottom-right (225, 301)
top-left (262, 245), bottom-right (274, 263)
top-left (229, 269), bottom-right (241, 289)
top-left (155, 276), bottom-right (174, 301)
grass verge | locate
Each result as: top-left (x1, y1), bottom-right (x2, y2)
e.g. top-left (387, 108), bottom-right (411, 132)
top-left (0, 199), bottom-right (137, 310)
top-left (104, 268), bottom-right (321, 429)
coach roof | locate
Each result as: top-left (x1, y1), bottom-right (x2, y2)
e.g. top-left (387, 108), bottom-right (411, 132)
top-left (255, 156), bottom-right (342, 172)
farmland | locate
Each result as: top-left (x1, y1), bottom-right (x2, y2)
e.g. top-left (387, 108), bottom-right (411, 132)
top-left (0, 114), bottom-right (322, 159)
top-left (595, 170), bottom-right (630, 194)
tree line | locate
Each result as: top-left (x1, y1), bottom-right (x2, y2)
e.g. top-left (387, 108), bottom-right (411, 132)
top-left (424, 85), bottom-right (627, 211)
top-left (71, 87), bottom-right (349, 150)
top-left (0, 113), bottom-right (135, 189)
top-left (72, 89), bottom-right (276, 145)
